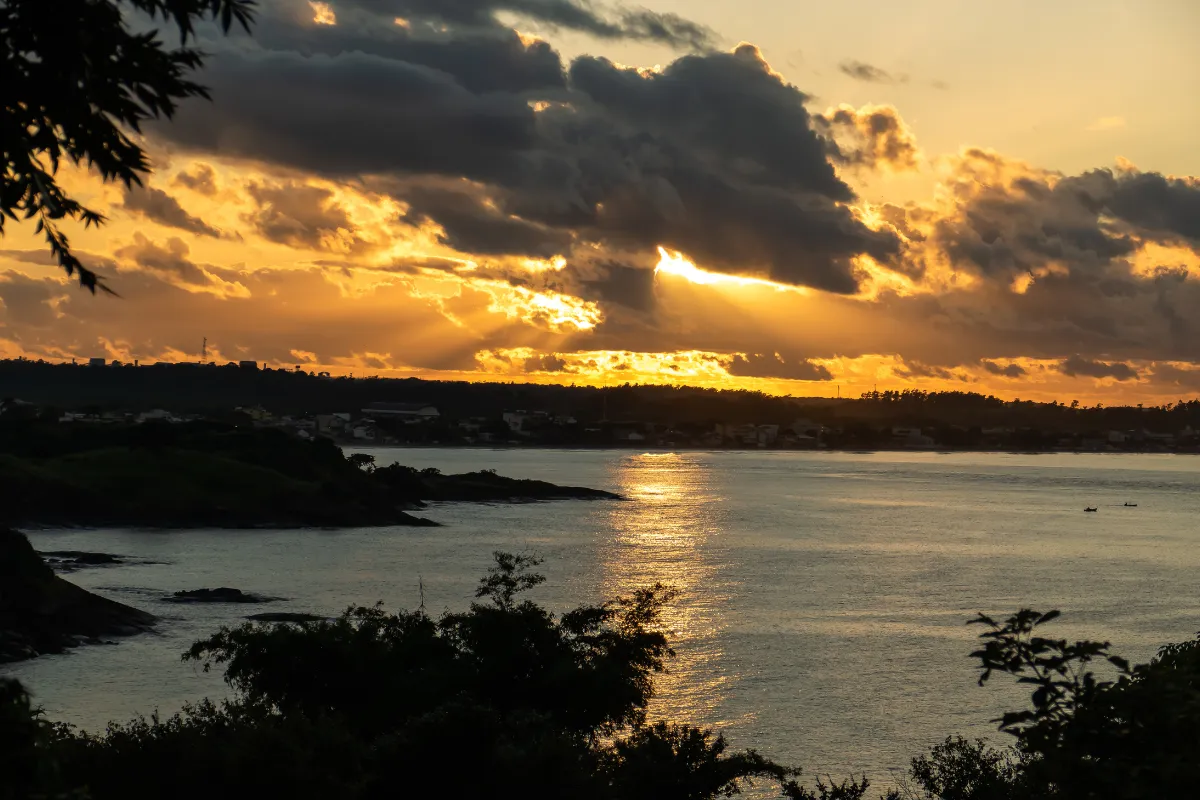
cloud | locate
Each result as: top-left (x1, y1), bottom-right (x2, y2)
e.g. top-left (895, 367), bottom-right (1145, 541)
top-left (174, 164), bottom-right (220, 196)
top-left (1101, 169), bottom-right (1200, 243)
top-left (153, 32), bottom-right (904, 295)
top-left (122, 184), bottom-right (222, 237)
top-left (816, 103), bottom-right (921, 172)
top-left (158, 47), bottom-right (538, 182)
top-left (571, 260), bottom-right (657, 311)
top-left (0, 260), bottom-right (552, 372)
top-left (112, 233), bottom-right (247, 296)
top-left (1057, 355), bottom-right (1140, 381)
top-left (1149, 363), bottom-right (1200, 392)
top-left (0, 271), bottom-right (66, 328)
top-left (330, 0), bottom-right (718, 51)
top-left (523, 352), bottom-right (569, 372)
top-left (1086, 116), bottom-right (1126, 131)
top-left (10, 1), bottom-right (1197, 401)
top-left (398, 183), bottom-right (573, 257)
top-left (549, 45), bottom-right (902, 292)
top-left (249, 6), bottom-right (569, 94)
top-left (980, 359), bottom-right (1027, 378)
top-left (838, 60), bottom-right (906, 84)
top-left (893, 360), bottom-right (957, 380)
top-left (924, 152), bottom-right (1200, 286)
top-left (727, 353), bottom-right (832, 381)
top-left (243, 180), bottom-right (379, 254)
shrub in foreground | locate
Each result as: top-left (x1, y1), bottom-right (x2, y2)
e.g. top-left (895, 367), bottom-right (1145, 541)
top-left (4, 556), bottom-right (1199, 799)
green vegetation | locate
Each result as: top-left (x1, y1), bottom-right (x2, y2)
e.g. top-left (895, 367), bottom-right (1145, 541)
top-left (3, 552), bottom-right (1199, 799)
top-left (0, 422), bottom-right (615, 529)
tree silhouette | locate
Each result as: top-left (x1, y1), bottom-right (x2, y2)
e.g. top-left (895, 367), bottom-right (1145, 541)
top-left (0, 0), bottom-right (256, 291)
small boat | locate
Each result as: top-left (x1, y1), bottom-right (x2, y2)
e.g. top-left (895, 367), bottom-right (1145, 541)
top-left (1124, 502), bottom-right (1137, 507)
top-left (1084, 507), bottom-right (1098, 512)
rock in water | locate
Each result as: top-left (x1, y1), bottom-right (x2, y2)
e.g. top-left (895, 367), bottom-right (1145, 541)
top-left (39, 551), bottom-right (125, 572)
top-left (0, 529), bottom-right (156, 664)
top-left (167, 588), bottom-right (279, 604)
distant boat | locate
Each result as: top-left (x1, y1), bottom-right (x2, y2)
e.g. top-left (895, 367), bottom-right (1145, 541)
top-left (1084, 507), bottom-right (1098, 512)
top-left (1124, 502), bottom-right (1137, 507)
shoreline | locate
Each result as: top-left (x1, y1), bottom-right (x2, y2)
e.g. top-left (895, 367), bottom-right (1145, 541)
top-left (346, 442), bottom-right (1195, 456)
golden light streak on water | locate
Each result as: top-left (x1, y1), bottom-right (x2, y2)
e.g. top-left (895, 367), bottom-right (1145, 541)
top-left (598, 453), bottom-right (745, 729)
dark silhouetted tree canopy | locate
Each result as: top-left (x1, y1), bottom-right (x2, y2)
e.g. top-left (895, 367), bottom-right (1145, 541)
top-left (0, 0), bottom-right (256, 291)
top-left (5, 549), bottom-right (1200, 799)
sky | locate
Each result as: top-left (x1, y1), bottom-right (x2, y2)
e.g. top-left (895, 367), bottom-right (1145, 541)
top-left (3, 0), bottom-right (1199, 404)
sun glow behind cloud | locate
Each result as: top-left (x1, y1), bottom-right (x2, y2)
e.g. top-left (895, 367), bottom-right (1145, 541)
top-left (653, 247), bottom-right (805, 293)
top-left (309, 2), bottom-right (336, 25)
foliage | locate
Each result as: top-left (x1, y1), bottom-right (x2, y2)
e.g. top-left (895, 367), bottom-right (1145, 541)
top-left (8, 546), bottom-right (1200, 799)
top-left (902, 609), bottom-right (1200, 800)
top-left (39, 553), bottom-right (834, 799)
top-left (346, 453), bottom-right (375, 472)
top-left (903, 737), bottom-right (1025, 800)
top-left (48, 700), bottom-right (364, 800)
top-left (0, 678), bottom-right (76, 800)
top-left (0, 0), bottom-right (255, 291)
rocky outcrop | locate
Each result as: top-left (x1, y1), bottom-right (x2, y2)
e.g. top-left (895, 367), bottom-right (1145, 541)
top-left (0, 530), bottom-right (156, 664)
top-left (166, 588), bottom-right (279, 604)
top-left (373, 465), bottom-right (625, 505)
top-left (39, 551), bottom-right (125, 572)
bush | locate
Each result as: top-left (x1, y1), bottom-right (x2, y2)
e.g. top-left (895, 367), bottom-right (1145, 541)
top-left (44, 553), bottom-right (818, 800)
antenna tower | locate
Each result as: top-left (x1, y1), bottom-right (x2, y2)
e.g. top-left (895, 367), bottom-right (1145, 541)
top-left (201, 337), bottom-right (208, 362)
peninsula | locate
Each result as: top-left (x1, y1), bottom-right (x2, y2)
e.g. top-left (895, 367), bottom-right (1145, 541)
top-left (0, 422), bottom-right (620, 530)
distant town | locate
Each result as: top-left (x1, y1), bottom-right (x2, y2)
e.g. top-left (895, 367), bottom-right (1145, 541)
top-left (3, 357), bottom-right (1200, 452)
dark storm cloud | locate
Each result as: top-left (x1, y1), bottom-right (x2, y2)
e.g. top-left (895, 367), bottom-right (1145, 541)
top-left (1057, 355), bottom-right (1140, 381)
top-left (727, 353), bottom-right (833, 381)
top-left (838, 60), bottom-right (904, 84)
top-left (570, 261), bottom-right (656, 311)
top-left (244, 180), bottom-right (374, 253)
top-left (568, 47), bottom-right (849, 199)
top-left (331, 0), bottom-right (717, 50)
top-left (161, 48), bottom-right (538, 182)
top-left (980, 359), bottom-right (1026, 378)
top-left (932, 157), bottom-right (1200, 283)
top-left (154, 28), bottom-right (903, 294)
top-left (122, 184), bottom-right (222, 237)
top-left (1096, 170), bottom-right (1200, 243)
top-left (249, 6), bottom-right (568, 94)
top-left (532, 46), bottom-right (902, 292)
top-left (400, 184), bottom-right (573, 256)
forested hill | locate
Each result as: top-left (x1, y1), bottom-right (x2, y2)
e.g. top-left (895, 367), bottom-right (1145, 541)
top-left (3, 359), bottom-right (1200, 434)
top-left (0, 359), bottom-right (821, 422)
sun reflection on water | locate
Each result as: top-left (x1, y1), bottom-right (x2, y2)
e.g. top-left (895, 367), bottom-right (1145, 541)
top-left (600, 453), bottom-right (742, 728)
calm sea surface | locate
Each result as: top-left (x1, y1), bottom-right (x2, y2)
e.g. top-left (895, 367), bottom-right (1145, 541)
top-left (6, 450), bottom-right (1200, 782)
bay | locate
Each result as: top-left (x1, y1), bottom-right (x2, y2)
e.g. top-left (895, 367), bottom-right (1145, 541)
top-left (6, 449), bottom-right (1200, 782)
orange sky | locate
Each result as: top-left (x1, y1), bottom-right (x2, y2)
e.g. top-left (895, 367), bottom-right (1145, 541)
top-left (2, 0), bottom-right (1199, 405)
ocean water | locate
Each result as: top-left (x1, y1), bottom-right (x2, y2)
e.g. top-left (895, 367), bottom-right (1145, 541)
top-left (6, 449), bottom-right (1200, 783)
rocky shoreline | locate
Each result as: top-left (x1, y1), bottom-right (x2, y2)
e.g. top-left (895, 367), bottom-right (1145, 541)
top-left (0, 530), bottom-right (156, 664)
top-left (2, 425), bottom-right (621, 530)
